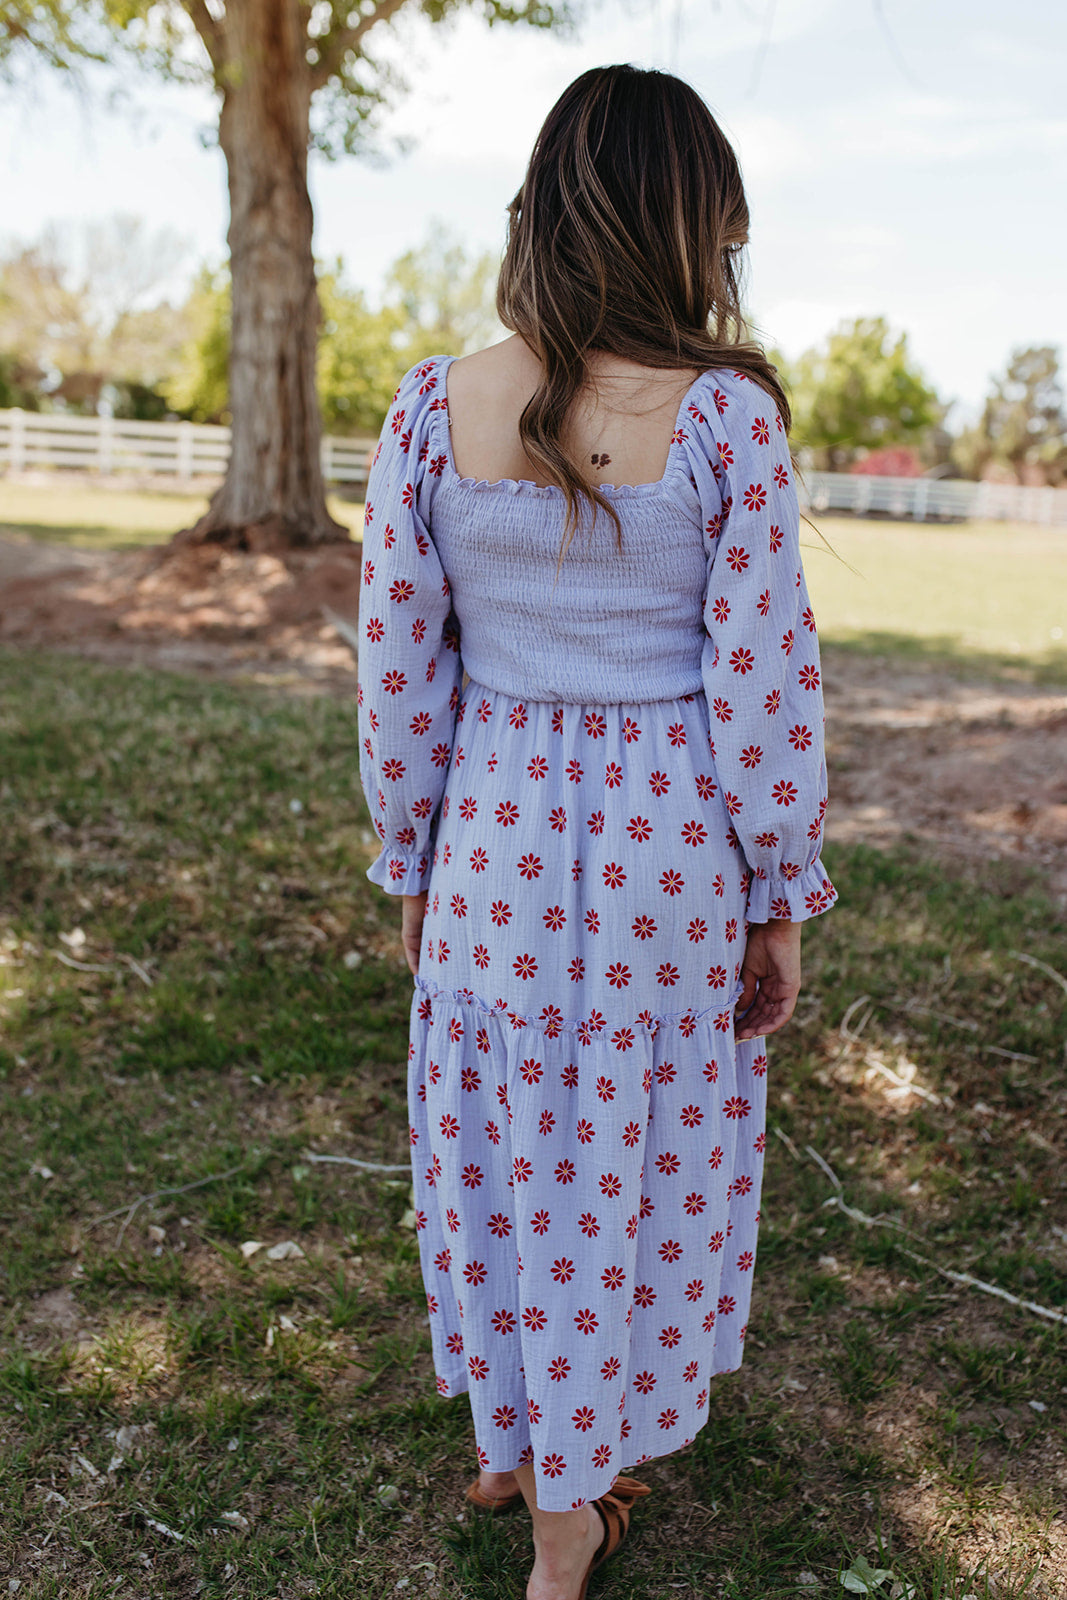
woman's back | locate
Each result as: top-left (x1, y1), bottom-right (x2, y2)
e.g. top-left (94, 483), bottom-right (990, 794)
top-left (446, 335), bottom-right (704, 492)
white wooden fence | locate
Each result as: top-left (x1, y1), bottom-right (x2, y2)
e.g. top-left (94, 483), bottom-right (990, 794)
top-left (1, 407), bottom-right (1065, 525)
top-left (0, 408), bottom-right (377, 493)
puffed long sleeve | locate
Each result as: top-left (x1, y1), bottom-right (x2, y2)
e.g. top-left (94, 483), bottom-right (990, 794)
top-left (357, 356), bottom-right (463, 894)
top-left (685, 370), bottom-right (837, 922)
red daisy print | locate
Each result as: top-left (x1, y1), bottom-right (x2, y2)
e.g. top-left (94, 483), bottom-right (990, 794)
top-left (633, 1370), bottom-right (657, 1395)
top-left (573, 1406), bottom-right (597, 1432)
top-left (541, 1453), bottom-right (567, 1477)
top-left (574, 1307), bottom-right (599, 1335)
top-left (602, 1265), bottom-right (626, 1292)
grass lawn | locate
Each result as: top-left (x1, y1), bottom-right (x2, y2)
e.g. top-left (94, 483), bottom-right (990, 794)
top-left (803, 517), bottom-right (1066, 671)
top-left (0, 483), bottom-right (365, 548)
top-left (1, 648), bottom-right (1065, 1599)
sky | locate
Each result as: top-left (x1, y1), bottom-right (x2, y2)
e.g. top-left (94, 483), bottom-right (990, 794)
top-left (1, 0), bottom-right (1065, 422)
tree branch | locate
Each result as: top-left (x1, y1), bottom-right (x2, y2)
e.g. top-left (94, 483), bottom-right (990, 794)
top-left (183, 0), bottom-right (226, 75)
top-left (309, 0), bottom-right (413, 90)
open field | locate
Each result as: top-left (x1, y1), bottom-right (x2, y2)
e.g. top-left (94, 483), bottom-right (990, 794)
top-left (1, 647), bottom-right (1065, 1600)
top-left (0, 482), bottom-right (365, 549)
top-left (803, 517), bottom-right (1066, 669)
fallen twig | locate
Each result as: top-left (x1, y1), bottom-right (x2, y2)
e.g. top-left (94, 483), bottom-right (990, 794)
top-left (1009, 950), bottom-right (1067, 999)
top-left (302, 1151), bottom-right (412, 1174)
top-left (896, 997), bottom-right (979, 1033)
top-left (802, 1144), bottom-right (1067, 1327)
top-left (773, 1124), bottom-right (802, 1162)
top-left (983, 1045), bottom-right (1039, 1064)
top-left (117, 952), bottom-right (154, 987)
top-left (862, 1058), bottom-right (949, 1107)
top-left (86, 1162), bottom-right (249, 1246)
top-left (53, 949), bottom-right (113, 975)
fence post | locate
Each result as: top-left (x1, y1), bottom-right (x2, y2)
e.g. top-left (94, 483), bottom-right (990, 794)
top-left (176, 421), bottom-right (194, 483)
top-left (912, 480), bottom-right (928, 521)
top-left (9, 408), bottom-right (26, 472)
top-left (98, 413), bottom-right (114, 476)
top-left (321, 434), bottom-right (334, 485)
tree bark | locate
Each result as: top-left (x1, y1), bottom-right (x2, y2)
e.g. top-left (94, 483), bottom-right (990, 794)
top-left (181, 0), bottom-right (347, 549)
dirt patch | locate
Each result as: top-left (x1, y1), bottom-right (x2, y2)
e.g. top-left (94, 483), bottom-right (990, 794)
top-left (2, 536), bottom-right (1066, 901)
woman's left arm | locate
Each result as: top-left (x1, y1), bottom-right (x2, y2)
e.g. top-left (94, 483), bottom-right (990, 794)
top-left (696, 372), bottom-right (838, 924)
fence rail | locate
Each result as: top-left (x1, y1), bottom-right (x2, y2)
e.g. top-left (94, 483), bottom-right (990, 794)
top-left (2, 407), bottom-right (1065, 526)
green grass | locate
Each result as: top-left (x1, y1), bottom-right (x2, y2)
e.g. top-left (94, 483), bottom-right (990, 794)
top-left (1, 647), bottom-right (1065, 1599)
top-left (0, 482), bottom-right (365, 548)
top-left (804, 516), bottom-right (1067, 670)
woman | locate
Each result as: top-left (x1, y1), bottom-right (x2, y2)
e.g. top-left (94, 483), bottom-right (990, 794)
top-left (358, 63), bottom-right (836, 1600)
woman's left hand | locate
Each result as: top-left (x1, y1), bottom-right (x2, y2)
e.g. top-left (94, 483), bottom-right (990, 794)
top-left (401, 892), bottom-right (428, 975)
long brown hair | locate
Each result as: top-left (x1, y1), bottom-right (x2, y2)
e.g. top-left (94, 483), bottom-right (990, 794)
top-left (496, 64), bottom-right (790, 559)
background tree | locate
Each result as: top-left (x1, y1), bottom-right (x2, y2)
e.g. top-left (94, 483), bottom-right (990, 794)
top-left (0, 0), bottom-right (563, 550)
top-left (166, 223), bottom-right (500, 434)
top-left (784, 315), bottom-right (942, 472)
top-left (0, 214), bottom-right (190, 413)
top-left (952, 345), bottom-right (1066, 485)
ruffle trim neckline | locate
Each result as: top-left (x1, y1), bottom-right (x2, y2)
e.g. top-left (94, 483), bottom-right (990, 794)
top-left (413, 973), bottom-right (748, 1043)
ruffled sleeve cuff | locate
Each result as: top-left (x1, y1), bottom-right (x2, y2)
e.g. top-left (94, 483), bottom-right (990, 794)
top-left (366, 846), bottom-right (433, 896)
top-left (746, 856), bottom-right (838, 924)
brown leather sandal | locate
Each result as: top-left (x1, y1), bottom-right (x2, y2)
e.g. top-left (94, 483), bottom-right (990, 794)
top-left (578, 1476), bottom-right (651, 1598)
top-left (464, 1477), bottom-right (524, 1513)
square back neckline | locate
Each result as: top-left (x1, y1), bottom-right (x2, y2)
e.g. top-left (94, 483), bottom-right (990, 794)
top-left (436, 351), bottom-right (711, 500)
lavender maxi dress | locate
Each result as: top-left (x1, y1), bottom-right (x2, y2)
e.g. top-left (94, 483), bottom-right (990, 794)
top-left (357, 353), bottom-right (837, 1511)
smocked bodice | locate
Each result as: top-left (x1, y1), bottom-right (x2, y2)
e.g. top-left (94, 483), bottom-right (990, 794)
top-left (428, 468), bottom-right (709, 704)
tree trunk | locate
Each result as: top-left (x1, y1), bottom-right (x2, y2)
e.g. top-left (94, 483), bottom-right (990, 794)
top-left (181, 0), bottom-right (346, 549)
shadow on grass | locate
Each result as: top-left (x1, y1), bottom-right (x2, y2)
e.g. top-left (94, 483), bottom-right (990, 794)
top-left (821, 629), bottom-right (1067, 688)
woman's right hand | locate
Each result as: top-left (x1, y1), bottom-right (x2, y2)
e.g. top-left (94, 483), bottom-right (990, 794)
top-left (735, 919), bottom-right (802, 1041)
